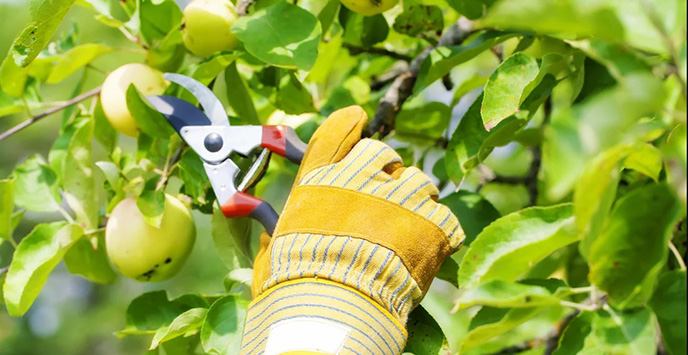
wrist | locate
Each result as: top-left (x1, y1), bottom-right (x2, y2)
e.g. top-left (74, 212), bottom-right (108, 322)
top-left (256, 232), bottom-right (423, 324)
top-left (241, 278), bottom-right (407, 355)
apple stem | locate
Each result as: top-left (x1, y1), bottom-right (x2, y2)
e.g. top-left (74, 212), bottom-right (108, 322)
top-left (669, 241), bottom-right (686, 270)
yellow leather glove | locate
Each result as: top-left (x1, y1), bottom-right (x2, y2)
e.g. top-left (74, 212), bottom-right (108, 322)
top-left (240, 106), bottom-right (465, 355)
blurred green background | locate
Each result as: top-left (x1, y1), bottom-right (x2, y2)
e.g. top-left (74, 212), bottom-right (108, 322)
top-left (0, 0), bottom-right (557, 352)
top-left (0, 2), bottom-right (231, 353)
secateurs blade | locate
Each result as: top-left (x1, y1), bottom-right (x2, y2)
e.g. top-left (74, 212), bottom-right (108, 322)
top-left (147, 73), bottom-right (307, 236)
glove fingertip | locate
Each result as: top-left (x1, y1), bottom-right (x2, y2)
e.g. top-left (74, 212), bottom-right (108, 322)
top-left (296, 105), bottom-right (368, 181)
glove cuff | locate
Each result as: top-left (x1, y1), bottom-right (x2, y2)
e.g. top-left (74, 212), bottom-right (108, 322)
top-left (256, 233), bottom-right (424, 324)
top-left (240, 278), bottom-right (408, 355)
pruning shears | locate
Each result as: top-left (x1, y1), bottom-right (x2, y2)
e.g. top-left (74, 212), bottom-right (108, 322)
top-left (147, 73), bottom-right (307, 236)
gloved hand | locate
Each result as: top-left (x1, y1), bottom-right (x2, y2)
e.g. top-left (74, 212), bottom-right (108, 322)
top-left (240, 106), bottom-right (465, 355)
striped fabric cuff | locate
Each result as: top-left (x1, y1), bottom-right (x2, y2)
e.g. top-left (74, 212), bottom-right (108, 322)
top-left (259, 233), bottom-right (423, 324)
top-left (240, 278), bottom-right (407, 355)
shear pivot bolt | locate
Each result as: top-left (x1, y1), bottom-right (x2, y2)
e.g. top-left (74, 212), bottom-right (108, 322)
top-left (204, 133), bottom-right (223, 152)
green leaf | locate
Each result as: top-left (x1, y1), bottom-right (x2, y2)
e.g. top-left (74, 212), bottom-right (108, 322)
top-left (541, 74), bottom-right (665, 202)
top-left (248, 67), bottom-right (315, 115)
top-left (178, 150), bottom-right (210, 207)
top-left (435, 257), bottom-right (460, 288)
top-left (340, 9), bottom-right (389, 49)
top-left (76, 0), bottom-right (119, 24)
top-left (588, 183), bottom-right (683, 310)
top-left (459, 204), bottom-right (577, 289)
top-left (1, 51), bottom-right (28, 97)
top-left (45, 43), bottom-right (113, 83)
top-left (570, 40), bottom-right (652, 80)
top-left (393, 5), bottom-right (443, 39)
top-left (439, 190), bottom-right (501, 246)
top-left (11, 155), bottom-right (62, 213)
top-left (0, 178), bottom-right (14, 242)
top-left (575, 143), bottom-right (662, 257)
top-left (146, 29), bottom-right (186, 73)
top-left (136, 188), bottom-right (166, 228)
top-left (119, 290), bottom-right (209, 335)
top-left (3, 222), bottom-right (83, 316)
top-left (223, 268), bottom-right (253, 294)
top-left (465, 306), bottom-right (565, 355)
top-left (451, 74), bottom-right (488, 107)
top-left (554, 307), bottom-right (657, 355)
top-left (10, 0), bottom-right (76, 67)
top-left (481, 53), bottom-right (539, 130)
top-left (126, 84), bottom-right (176, 139)
top-left (624, 143), bottom-right (662, 181)
top-left (95, 161), bottom-right (120, 188)
top-left (211, 205), bottom-right (253, 270)
top-left (232, 2), bottom-right (322, 71)
top-left (50, 114), bottom-right (98, 229)
top-left (650, 270), bottom-right (687, 355)
top-left (0, 89), bottom-right (25, 117)
top-left (151, 307), bottom-right (208, 349)
top-left (138, 0), bottom-right (182, 45)
top-left (461, 306), bottom-right (541, 352)
top-left (10, 210), bottom-right (26, 234)
top-left (455, 279), bottom-right (565, 310)
top-left (63, 232), bottom-right (117, 284)
top-left (185, 52), bottom-right (241, 87)
top-left (200, 295), bottom-right (249, 355)
top-left (93, 100), bottom-right (118, 152)
top-left (396, 101), bottom-right (451, 140)
top-left (445, 0), bottom-right (491, 20)
top-left (415, 31), bottom-right (518, 91)
top-left (317, 0), bottom-right (340, 35)
top-left (574, 144), bottom-right (628, 257)
top-left (224, 62), bottom-right (259, 125)
top-left (484, 0), bottom-right (666, 54)
top-left (404, 305), bottom-right (451, 354)
top-left (445, 94), bottom-right (489, 182)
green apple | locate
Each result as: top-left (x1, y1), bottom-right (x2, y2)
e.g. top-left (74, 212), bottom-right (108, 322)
top-left (105, 194), bottom-right (196, 282)
top-left (182, 0), bottom-right (239, 57)
top-left (100, 63), bottom-right (168, 137)
top-left (340, 0), bottom-right (399, 16)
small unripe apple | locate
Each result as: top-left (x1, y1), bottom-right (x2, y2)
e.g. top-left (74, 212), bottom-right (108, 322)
top-left (106, 194), bottom-right (196, 282)
top-left (182, 0), bottom-right (239, 57)
top-left (340, 0), bottom-right (398, 16)
top-left (100, 63), bottom-right (168, 137)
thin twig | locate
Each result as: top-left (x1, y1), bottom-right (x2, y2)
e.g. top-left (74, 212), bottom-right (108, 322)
top-left (567, 286), bottom-right (594, 295)
top-left (669, 241), bottom-right (686, 270)
top-left (370, 64), bottom-right (409, 91)
top-left (366, 18), bottom-right (474, 138)
top-left (0, 86), bottom-right (102, 143)
top-left (236, 0), bottom-right (256, 16)
top-left (342, 43), bottom-right (414, 62)
top-left (560, 300), bottom-right (597, 312)
top-left (59, 206), bottom-right (76, 224)
top-left (119, 27), bottom-right (147, 49)
top-left (84, 227), bottom-right (106, 236)
top-left (156, 144), bottom-right (186, 191)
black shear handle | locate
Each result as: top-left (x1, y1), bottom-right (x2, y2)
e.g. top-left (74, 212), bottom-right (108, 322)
top-left (260, 125), bottom-right (307, 164)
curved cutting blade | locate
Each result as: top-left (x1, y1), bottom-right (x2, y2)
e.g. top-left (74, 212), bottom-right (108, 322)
top-left (163, 73), bottom-right (229, 127)
top-left (147, 95), bottom-right (212, 134)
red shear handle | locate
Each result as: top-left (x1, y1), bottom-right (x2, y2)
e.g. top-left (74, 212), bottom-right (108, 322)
top-left (260, 125), bottom-right (308, 164)
top-left (220, 191), bottom-right (279, 236)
